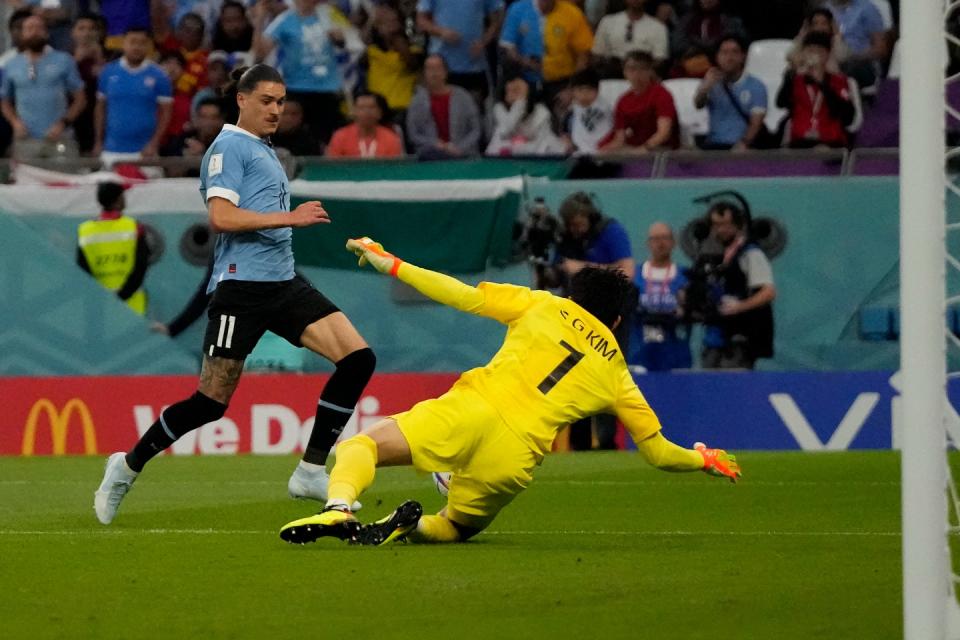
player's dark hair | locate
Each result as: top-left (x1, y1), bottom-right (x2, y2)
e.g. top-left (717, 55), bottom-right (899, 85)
top-left (568, 267), bottom-right (634, 328)
top-left (124, 27), bottom-right (151, 37)
top-left (226, 64), bottom-right (285, 95)
top-left (802, 31), bottom-right (833, 52)
top-left (97, 182), bottom-right (125, 211)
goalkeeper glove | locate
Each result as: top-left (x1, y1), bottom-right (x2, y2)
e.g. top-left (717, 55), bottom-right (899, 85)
top-left (345, 237), bottom-right (403, 276)
top-left (694, 442), bottom-right (741, 483)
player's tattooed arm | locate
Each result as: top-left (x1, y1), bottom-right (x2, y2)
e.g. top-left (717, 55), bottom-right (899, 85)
top-left (198, 355), bottom-right (245, 404)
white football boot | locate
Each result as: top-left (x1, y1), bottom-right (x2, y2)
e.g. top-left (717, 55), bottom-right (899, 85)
top-left (94, 452), bottom-right (138, 525)
top-left (287, 463), bottom-right (362, 511)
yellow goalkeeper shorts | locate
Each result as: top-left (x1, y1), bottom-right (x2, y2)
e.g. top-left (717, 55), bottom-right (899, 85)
top-left (393, 385), bottom-right (538, 530)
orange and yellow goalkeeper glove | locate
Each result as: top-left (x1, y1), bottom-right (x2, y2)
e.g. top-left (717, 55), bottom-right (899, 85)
top-left (694, 442), bottom-right (741, 483)
top-left (345, 237), bottom-right (403, 276)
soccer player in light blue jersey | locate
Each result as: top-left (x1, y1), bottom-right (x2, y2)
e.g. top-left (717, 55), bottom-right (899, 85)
top-left (94, 64), bottom-right (376, 525)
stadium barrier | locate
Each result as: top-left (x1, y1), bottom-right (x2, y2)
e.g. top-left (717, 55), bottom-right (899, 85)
top-left (5, 172), bottom-right (957, 375)
top-left (0, 148), bottom-right (902, 181)
top-left (6, 370), bottom-right (954, 456)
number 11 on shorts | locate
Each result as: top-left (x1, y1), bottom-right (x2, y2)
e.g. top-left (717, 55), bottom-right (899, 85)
top-left (216, 314), bottom-right (236, 349)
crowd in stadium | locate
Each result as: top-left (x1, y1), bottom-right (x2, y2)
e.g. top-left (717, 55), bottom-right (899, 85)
top-left (0, 0), bottom-right (903, 162)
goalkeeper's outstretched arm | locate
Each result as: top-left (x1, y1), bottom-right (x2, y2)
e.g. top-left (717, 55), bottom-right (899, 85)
top-left (345, 237), bottom-right (487, 313)
top-left (635, 432), bottom-right (742, 483)
top-left (616, 379), bottom-right (741, 483)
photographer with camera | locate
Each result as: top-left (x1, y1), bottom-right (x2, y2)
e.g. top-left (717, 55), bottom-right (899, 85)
top-left (629, 222), bottom-right (692, 371)
top-left (557, 192), bottom-right (634, 450)
top-left (695, 201), bottom-right (776, 369)
top-left (556, 192), bottom-right (635, 283)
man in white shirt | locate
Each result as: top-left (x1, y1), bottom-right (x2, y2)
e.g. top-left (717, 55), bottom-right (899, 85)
top-left (592, 0), bottom-right (668, 72)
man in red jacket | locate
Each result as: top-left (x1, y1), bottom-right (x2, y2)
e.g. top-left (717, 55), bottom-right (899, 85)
top-left (777, 31), bottom-right (855, 149)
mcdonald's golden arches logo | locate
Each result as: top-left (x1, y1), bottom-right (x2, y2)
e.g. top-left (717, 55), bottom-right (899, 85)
top-left (22, 398), bottom-right (98, 456)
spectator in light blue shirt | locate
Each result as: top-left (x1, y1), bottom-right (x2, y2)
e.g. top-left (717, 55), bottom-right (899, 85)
top-left (694, 34), bottom-right (768, 150)
top-left (253, 0), bottom-right (363, 144)
top-left (499, 0), bottom-right (545, 85)
top-left (822, 0), bottom-right (887, 90)
top-left (823, 0), bottom-right (886, 58)
top-left (416, 0), bottom-right (504, 103)
top-left (0, 15), bottom-right (86, 159)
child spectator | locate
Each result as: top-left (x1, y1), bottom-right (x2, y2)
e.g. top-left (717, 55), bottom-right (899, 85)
top-left (486, 73), bottom-right (565, 156)
top-left (563, 67), bottom-right (613, 154)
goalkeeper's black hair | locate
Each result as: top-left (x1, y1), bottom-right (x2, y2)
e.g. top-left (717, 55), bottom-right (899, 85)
top-left (568, 267), bottom-right (634, 328)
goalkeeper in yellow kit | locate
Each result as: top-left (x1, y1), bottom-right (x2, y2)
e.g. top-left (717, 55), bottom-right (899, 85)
top-left (280, 237), bottom-right (741, 546)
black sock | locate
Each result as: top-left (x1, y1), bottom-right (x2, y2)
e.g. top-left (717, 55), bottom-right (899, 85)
top-left (303, 347), bottom-right (376, 465)
top-left (126, 391), bottom-right (227, 472)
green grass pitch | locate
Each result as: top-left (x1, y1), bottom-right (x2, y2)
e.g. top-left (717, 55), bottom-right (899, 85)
top-left (0, 451), bottom-right (923, 639)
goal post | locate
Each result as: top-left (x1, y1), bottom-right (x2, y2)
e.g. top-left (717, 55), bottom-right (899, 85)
top-left (900, 1), bottom-right (950, 639)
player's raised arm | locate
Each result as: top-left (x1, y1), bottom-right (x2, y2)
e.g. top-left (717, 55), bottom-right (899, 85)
top-left (346, 237), bottom-right (482, 311)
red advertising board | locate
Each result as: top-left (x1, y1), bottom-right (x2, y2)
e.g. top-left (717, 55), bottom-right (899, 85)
top-left (2, 373), bottom-right (458, 456)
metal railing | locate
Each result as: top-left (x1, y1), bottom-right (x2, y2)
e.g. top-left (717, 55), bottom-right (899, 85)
top-left (0, 147), bottom-right (904, 182)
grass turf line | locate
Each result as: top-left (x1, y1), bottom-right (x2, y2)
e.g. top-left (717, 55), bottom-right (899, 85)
top-left (0, 452), bottom-right (905, 639)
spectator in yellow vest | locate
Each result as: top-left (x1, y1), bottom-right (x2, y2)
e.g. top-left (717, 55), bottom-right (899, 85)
top-left (76, 182), bottom-right (149, 315)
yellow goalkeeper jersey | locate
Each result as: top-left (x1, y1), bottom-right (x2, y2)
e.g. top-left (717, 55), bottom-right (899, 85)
top-left (423, 276), bottom-right (663, 457)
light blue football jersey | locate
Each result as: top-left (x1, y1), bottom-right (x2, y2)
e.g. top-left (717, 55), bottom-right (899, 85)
top-left (200, 124), bottom-right (294, 293)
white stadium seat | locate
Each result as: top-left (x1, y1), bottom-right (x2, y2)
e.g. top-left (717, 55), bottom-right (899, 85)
top-left (745, 39), bottom-right (793, 133)
top-left (598, 79), bottom-right (630, 111)
top-left (662, 78), bottom-right (710, 147)
top-left (847, 76), bottom-right (864, 134)
top-left (888, 39), bottom-right (900, 79)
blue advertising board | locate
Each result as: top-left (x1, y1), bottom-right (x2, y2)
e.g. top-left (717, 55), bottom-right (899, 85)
top-left (628, 370), bottom-right (960, 450)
